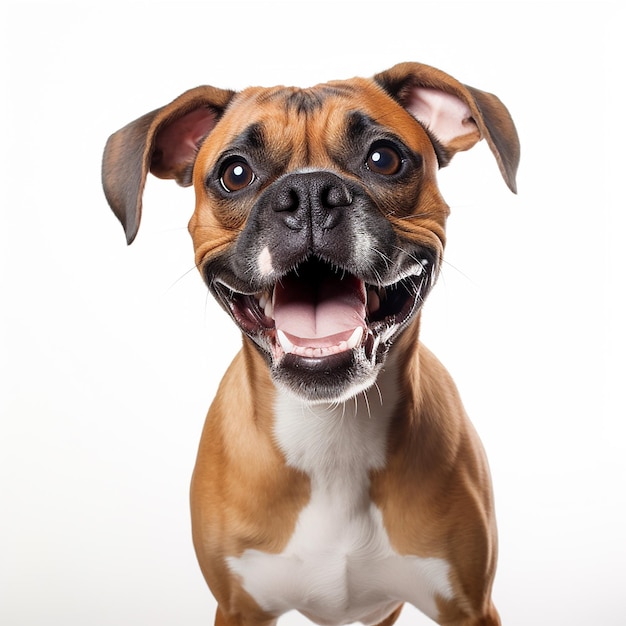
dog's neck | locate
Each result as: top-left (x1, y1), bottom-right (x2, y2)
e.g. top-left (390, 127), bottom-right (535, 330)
top-left (272, 351), bottom-right (402, 482)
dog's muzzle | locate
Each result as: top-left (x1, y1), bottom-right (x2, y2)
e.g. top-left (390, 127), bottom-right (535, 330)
top-left (203, 171), bottom-right (438, 402)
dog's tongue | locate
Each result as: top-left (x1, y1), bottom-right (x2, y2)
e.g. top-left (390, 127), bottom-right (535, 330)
top-left (273, 271), bottom-right (366, 347)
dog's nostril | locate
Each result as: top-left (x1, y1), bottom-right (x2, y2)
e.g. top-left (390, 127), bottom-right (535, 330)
top-left (322, 184), bottom-right (352, 209)
top-left (274, 188), bottom-right (300, 213)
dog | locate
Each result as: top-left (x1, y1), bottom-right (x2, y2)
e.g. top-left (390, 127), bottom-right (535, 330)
top-left (102, 61), bottom-right (519, 626)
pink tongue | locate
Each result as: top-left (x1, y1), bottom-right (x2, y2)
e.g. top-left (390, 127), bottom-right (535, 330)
top-left (273, 272), bottom-right (366, 347)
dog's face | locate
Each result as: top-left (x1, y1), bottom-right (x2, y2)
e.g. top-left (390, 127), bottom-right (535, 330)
top-left (190, 80), bottom-right (447, 402)
top-left (103, 63), bottom-right (519, 402)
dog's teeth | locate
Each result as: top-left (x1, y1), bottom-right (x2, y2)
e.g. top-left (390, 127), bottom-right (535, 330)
top-left (257, 290), bottom-right (273, 319)
top-left (346, 326), bottom-right (364, 350)
top-left (276, 329), bottom-right (294, 354)
top-left (416, 259), bottom-right (430, 276)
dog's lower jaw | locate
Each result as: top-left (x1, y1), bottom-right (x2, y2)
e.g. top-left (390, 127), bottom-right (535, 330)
top-left (256, 314), bottom-right (423, 404)
top-left (269, 340), bottom-right (389, 404)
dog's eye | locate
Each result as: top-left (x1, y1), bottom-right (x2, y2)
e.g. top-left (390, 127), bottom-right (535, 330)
top-left (220, 160), bottom-right (256, 192)
top-left (366, 145), bottom-right (403, 176)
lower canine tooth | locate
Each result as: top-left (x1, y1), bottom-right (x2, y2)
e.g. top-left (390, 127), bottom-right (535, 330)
top-left (346, 326), bottom-right (364, 350)
top-left (276, 329), bottom-right (294, 354)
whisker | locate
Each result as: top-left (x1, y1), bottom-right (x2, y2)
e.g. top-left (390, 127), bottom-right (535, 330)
top-left (166, 263), bottom-right (202, 293)
top-left (370, 247), bottom-right (393, 271)
top-left (361, 388), bottom-right (372, 419)
top-left (439, 258), bottom-right (475, 285)
top-left (395, 212), bottom-right (432, 221)
top-left (373, 381), bottom-right (384, 406)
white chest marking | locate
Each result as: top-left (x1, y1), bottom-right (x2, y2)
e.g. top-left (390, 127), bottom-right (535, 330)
top-left (226, 368), bottom-right (454, 625)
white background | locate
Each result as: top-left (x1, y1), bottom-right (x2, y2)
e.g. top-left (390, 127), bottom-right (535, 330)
top-left (1, 1), bottom-right (624, 625)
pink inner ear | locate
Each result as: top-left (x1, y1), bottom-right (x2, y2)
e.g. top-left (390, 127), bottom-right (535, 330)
top-left (405, 87), bottom-right (478, 145)
top-left (153, 107), bottom-right (218, 175)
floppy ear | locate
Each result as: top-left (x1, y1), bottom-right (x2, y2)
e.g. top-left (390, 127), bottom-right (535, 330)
top-left (374, 62), bottom-right (520, 193)
top-left (102, 86), bottom-right (236, 244)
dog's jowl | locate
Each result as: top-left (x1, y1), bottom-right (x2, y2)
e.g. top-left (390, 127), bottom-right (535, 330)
top-left (103, 62), bottom-right (519, 626)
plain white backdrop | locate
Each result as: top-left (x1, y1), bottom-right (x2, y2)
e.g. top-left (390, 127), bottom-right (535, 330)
top-left (1, 1), bottom-right (624, 625)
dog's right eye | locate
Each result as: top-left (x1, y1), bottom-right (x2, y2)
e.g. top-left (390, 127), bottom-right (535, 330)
top-left (219, 159), bottom-right (256, 192)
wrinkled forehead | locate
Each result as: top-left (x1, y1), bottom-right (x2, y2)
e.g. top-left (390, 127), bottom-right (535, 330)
top-left (199, 78), bottom-right (434, 164)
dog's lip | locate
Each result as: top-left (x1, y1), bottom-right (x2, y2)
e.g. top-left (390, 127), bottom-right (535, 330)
top-left (213, 256), bottom-right (431, 362)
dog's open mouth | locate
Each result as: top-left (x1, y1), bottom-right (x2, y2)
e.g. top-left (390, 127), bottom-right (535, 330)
top-left (214, 257), bottom-right (431, 364)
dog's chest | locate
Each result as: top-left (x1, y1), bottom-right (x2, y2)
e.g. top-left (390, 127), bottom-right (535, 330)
top-left (226, 383), bottom-right (454, 625)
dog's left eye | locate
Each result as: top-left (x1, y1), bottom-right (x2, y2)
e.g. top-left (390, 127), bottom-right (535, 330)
top-left (366, 144), bottom-right (403, 176)
top-left (220, 160), bottom-right (256, 192)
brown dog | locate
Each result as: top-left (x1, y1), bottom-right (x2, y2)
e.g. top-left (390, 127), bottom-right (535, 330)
top-left (102, 62), bottom-right (519, 626)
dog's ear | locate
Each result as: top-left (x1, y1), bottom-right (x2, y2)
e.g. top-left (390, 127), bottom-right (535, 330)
top-left (102, 86), bottom-right (236, 244)
top-left (374, 62), bottom-right (520, 193)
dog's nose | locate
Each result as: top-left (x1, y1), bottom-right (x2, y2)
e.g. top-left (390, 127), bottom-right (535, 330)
top-left (271, 172), bottom-right (352, 231)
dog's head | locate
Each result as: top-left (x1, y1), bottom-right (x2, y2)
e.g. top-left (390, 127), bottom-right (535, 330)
top-left (102, 62), bottom-right (519, 403)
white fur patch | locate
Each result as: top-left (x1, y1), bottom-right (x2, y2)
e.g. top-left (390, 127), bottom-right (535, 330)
top-left (258, 246), bottom-right (274, 277)
top-left (226, 365), bottom-right (454, 625)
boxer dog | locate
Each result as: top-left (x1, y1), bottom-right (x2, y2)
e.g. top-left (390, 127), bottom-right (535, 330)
top-left (102, 62), bottom-right (519, 626)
